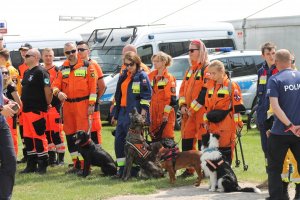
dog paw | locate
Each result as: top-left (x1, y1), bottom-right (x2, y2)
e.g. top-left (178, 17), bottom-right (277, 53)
top-left (217, 189), bottom-right (224, 192)
top-left (208, 188), bottom-right (216, 192)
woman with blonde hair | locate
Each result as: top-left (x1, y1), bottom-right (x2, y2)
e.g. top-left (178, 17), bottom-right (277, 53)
top-left (203, 60), bottom-right (244, 164)
top-left (148, 51), bottom-right (177, 142)
top-left (1, 66), bottom-right (22, 155)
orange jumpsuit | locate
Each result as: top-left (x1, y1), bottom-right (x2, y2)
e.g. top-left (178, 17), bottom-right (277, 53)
top-left (178, 61), bottom-right (209, 150)
top-left (52, 58), bottom-right (97, 168)
top-left (204, 77), bottom-right (244, 161)
top-left (89, 59), bottom-right (104, 145)
top-left (149, 69), bottom-right (177, 140)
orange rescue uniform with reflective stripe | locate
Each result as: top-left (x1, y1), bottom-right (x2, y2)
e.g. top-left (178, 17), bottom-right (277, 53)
top-left (52, 58), bottom-right (97, 134)
top-left (149, 69), bottom-right (176, 139)
top-left (204, 77), bottom-right (243, 150)
top-left (179, 62), bottom-right (208, 140)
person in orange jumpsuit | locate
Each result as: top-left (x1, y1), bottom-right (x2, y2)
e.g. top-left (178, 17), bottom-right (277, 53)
top-left (1, 66), bottom-right (22, 156)
top-left (178, 39), bottom-right (210, 177)
top-left (204, 60), bottom-right (244, 164)
top-left (52, 42), bottom-right (97, 174)
top-left (148, 51), bottom-right (177, 141)
top-left (42, 48), bottom-right (66, 166)
top-left (17, 43), bottom-right (32, 164)
top-left (20, 49), bottom-right (53, 174)
top-left (77, 41), bottom-right (106, 146)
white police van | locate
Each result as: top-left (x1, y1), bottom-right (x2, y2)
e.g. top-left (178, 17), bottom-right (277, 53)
top-left (168, 48), bottom-right (264, 129)
top-left (87, 23), bottom-right (237, 78)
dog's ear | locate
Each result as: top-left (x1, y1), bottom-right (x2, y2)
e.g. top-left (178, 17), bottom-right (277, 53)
top-left (212, 133), bottom-right (220, 140)
top-left (131, 107), bottom-right (138, 115)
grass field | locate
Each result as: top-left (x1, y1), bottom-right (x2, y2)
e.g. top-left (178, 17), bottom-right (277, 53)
top-left (13, 125), bottom-right (267, 200)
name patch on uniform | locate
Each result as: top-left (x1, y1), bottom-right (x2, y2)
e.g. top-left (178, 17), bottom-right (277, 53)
top-left (44, 78), bottom-right (50, 85)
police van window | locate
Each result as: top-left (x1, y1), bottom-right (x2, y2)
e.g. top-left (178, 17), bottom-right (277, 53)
top-left (168, 58), bottom-right (190, 80)
top-left (137, 45), bottom-right (153, 67)
top-left (253, 55), bottom-right (264, 70)
top-left (158, 41), bottom-right (190, 57)
top-left (202, 39), bottom-right (236, 50)
top-left (244, 56), bottom-right (258, 75)
top-left (228, 57), bottom-right (246, 77)
top-left (9, 51), bottom-right (23, 69)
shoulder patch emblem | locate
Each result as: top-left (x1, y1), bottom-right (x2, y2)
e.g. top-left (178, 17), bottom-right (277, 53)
top-left (91, 73), bottom-right (95, 77)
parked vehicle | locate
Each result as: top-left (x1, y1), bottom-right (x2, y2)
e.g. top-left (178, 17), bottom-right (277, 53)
top-left (87, 23), bottom-right (237, 77)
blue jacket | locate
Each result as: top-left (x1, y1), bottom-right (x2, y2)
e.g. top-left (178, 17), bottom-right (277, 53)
top-left (256, 61), bottom-right (278, 124)
top-left (113, 69), bottom-right (152, 122)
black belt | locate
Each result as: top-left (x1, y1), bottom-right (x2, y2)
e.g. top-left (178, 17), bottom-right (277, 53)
top-left (66, 95), bottom-right (89, 103)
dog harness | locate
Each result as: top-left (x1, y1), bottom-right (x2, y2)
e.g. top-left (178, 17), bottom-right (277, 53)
top-left (126, 141), bottom-right (151, 159)
top-left (160, 147), bottom-right (180, 170)
top-left (205, 158), bottom-right (224, 171)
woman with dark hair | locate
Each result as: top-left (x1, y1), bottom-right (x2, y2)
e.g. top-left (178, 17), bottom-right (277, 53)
top-left (111, 51), bottom-right (152, 178)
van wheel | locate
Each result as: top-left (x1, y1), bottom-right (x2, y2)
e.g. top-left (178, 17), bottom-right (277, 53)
top-left (174, 105), bottom-right (181, 131)
top-left (247, 105), bottom-right (258, 130)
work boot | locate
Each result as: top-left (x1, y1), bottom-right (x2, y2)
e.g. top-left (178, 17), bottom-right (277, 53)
top-left (48, 151), bottom-right (57, 166)
top-left (17, 148), bottom-right (28, 164)
top-left (65, 159), bottom-right (80, 174)
top-left (178, 169), bottom-right (194, 178)
top-left (37, 158), bottom-right (48, 175)
top-left (294, 183), bottom-right (300, 200)
top-left (256, 179), bottom-right (268, 189)
top-left (111, 167), bottom-right (124, 179)
top-left (282, 181), bottom-right (290, 200)
top-left (20, 155), bottom-right (37, 174)
top-left (57, 152), bottom-right (65, 166)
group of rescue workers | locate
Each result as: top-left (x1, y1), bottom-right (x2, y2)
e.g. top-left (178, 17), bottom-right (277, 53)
top-left (0, 31), bottom-right (300, 200)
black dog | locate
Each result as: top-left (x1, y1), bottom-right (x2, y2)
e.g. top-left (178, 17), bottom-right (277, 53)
top-left (74, 130), bottom-right (117, 177)
top-left (201, 133), bottom-right (260, 193)
top-left (123, 108), bottom-right (164, 181)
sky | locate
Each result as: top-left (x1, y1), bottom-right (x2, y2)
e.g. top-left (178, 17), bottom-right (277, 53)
top-left (1, 0), bottom-right (299, 36)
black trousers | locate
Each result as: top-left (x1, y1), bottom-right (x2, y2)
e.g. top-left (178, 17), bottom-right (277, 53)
top-left (267, 134), bottom-right (300, 200)
top-left (0, 119), bottom-right (17, 200)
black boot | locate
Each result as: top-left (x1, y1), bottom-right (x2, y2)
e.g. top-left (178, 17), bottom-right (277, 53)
top-left (48, 151), bottom-right (57, 166)
top-left (282, 181), bottom-right (290, 200)
top-left (20, 155), bottom-right (37, 173)
top-left (17, 148), bottom-right (28, 164)
top-left (294, 183), bottom-right (300, 200)
top-left (57, 152), bottom-right (65, 166)
top-left (37, 158), bottom-right (48, 175)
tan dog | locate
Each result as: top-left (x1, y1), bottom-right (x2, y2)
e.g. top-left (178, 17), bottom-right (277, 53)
top-left (158, 148), bottom-right (202, 186)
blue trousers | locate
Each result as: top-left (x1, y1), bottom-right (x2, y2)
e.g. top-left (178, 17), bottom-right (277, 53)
top-left (0, 119), bottom-right (16, 200)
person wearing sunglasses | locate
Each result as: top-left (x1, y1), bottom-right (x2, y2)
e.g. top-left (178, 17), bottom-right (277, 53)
top-left (41, 48), bottom-right (66, 166)
top-left (20, 48), bottom-right (52, 175)
top-left (77, 41), bottom-right (105, 148)
top-left (148, 51), bottom-right (177, 141)
top-left (178, 39), bottom-right (210, 178)
top-left (1, 66), bottom-right (22, 157)
top-left (0, 49), bottom-right (20, 89)
top-left (0, 64), bottom-right (17, 200)
top-left (111, 51), bottom-right (152, 178)
top-left (52, 42), bottom-right (98, 175)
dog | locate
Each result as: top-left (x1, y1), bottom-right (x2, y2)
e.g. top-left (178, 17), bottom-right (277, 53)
top-left (158, 146), bottom-right (202, 186)
top-left (201, 132), bottom-right (260, 193)
top-left (74, 130), bottom-right (117, 177)
top-left (122, 108), bottom-right (164, 181)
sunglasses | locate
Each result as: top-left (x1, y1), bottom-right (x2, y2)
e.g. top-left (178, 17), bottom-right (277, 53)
top-left (25, 54), bottom-right (35, 58)
top-left (292, 59), bottom-right (295, 64)
top-left (124, 62), bottom-right (135, 67)
top-left (65, 49), bottom-right (77, 55)
top-left (78, 48), bottom-right (88, 52)
top-left (189, 49), bottom-right (199, 53)
top-left (0, 38), bottom-right (3, 41)
top-left (2, 71), bottom-right (9, 75)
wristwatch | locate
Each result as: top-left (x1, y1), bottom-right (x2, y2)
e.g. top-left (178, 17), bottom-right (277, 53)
top-left (284, 122), bottom-right (294, 132)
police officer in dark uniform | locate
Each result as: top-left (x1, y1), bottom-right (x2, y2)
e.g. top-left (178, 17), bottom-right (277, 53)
top-left (256, 42), bottom-right (278, 188)
top-left (266, 49), bottom-right (300, 200)
top-left (0, 68), bottom-right (17, 200)
top-left (20, 49), bottom-right (52, 174)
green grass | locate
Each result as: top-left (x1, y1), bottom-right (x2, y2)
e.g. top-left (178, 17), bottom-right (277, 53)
top-left (13, 125), bottom-right (266, 200)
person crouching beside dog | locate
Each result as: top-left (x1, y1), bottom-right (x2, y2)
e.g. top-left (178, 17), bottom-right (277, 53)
top-left (111, 51), bottom-right (152, 178)
top-left (204, 60), bottom-right (245, 165)
top-left (148, 52), bottom-right (177, 142)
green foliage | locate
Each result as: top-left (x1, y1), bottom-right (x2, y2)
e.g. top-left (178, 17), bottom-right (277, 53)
top-left (14, 126), bottom-right (266, 200)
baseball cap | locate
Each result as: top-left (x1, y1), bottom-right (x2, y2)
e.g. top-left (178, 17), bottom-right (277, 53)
top-left (19, 43), bottom-right (32, 51)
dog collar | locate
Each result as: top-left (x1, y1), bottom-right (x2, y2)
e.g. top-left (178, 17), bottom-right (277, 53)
top-left (80, 138), bottom-right (92, 147)
top-left (128, 128), bottom-right (143, 134)
top-left (203, 147), bottom-right (218, 153)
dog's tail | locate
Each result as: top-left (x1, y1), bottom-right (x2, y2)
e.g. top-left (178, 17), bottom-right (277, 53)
top-left (237, 186), bottom-right (261, 193)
